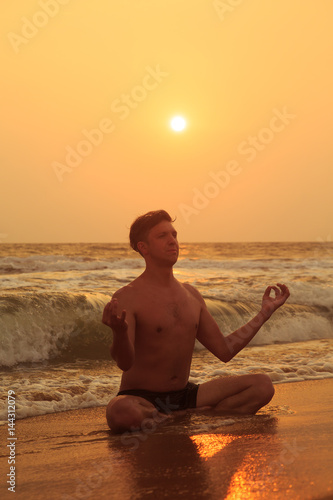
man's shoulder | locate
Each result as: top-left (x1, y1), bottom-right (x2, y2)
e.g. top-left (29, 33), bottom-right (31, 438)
top-left (112, 284), bottom-right (135, 302)
top-left (112, 277), bottom-right (143, 301)
top-left (182, 282), bottom-right (206, 305)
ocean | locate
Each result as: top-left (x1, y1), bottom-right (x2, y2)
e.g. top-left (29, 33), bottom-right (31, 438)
top-left (1, 242), bottom-right (332, 423)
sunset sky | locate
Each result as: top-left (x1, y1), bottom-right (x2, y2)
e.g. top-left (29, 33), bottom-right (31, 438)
top-left (1, 1), bottom-right (332, 243)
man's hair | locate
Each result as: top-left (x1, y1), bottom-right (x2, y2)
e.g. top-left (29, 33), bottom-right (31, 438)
top-left (129, 210), bottom-right (175, 254)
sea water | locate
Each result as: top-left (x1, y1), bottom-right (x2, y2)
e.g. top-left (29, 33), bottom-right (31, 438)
top-left (0, 242), bottom-right (332, 422)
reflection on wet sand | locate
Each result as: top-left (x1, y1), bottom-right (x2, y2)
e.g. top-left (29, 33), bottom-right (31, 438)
top-left (108, 414), bottom-right (281, 499)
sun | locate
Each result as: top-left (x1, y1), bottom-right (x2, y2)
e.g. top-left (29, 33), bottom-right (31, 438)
top-left (170, 116), bottom-right (187, 132)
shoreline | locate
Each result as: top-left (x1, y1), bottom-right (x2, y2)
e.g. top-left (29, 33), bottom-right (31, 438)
top-left (1, 379), bottom-right (333, 499)
top-left (1, 338), bottom-right (332, 423)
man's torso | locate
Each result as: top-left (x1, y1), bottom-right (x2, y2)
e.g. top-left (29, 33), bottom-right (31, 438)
top-left (117, 278), bottom-right (202, 392)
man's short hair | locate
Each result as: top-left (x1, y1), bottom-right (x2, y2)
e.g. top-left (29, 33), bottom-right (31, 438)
top-left (129, 210), bottom-right (175, 254)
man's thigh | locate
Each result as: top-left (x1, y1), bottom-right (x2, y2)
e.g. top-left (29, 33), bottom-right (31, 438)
top-left (196, 374), bottom-right (259, 408)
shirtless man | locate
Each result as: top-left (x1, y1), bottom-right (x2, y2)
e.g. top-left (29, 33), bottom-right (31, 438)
top-left (102, 210), bottom-right (290, 433)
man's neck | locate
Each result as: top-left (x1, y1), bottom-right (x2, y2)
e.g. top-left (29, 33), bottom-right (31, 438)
top-left (141, 264), bottom-right (176, 288)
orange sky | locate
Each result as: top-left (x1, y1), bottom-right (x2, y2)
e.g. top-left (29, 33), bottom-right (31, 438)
top-left (1, 1), bottom-right (332, 243)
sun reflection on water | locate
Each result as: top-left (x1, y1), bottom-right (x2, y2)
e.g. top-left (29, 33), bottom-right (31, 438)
top-left (190, 433), bottom-right (240, 459)
top-left (190, 432), bottom-right (274, 499)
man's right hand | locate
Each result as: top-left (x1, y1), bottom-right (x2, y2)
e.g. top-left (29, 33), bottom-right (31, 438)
top-left (102, 298), bottom-right (128, 334)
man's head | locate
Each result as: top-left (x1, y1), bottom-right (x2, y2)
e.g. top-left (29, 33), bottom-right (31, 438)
top-left (129, 210), bottom-right (176, 257)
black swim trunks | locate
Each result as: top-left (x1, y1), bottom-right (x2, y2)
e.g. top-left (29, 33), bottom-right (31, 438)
top-left (117, 382), bottom-right (199, 414)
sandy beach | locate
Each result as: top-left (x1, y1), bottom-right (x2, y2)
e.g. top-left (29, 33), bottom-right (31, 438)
top-left (1, 379), bottom-right (332, 500)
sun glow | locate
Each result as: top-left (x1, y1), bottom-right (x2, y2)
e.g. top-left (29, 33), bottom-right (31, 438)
top-left (170, 116), bottom-right (187, 132)
top-left (190, 434), bottom-right (239, 459)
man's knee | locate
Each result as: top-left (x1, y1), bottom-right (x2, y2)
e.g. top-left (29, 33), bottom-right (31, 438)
top-left (255, 374), bottom-right (275, 405)
top-left (106, 396), bottom-right (143, 433)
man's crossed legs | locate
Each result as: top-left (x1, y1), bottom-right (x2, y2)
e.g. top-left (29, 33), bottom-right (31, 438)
top-left (106, 374), bottom-right (275, 433)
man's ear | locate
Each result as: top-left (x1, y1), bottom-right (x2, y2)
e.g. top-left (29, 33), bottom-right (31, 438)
top-left (137, 241), bottom-right (148, 255)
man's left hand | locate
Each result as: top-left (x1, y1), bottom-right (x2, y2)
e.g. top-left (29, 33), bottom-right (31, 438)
top-left (261, 283), bottom-right (290, 319)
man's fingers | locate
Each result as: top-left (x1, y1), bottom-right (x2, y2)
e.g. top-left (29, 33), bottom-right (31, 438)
top-left (110, 298), bottom-right (119, 316)
top-left (102, 297), bottom-right (128, 331)
top-left (277, 283), bottom-right (290, 296)
top-left (108, 299), bottom-right (127, 322)
top-left (263, 284), bottom-right (290, 305)
top-left (271, 286), bottom-right (281, 296)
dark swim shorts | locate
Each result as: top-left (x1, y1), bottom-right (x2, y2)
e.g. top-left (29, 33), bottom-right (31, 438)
top-left (117, 382), bottom-right (199, 414)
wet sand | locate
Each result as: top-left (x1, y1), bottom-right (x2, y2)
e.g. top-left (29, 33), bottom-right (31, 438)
top-left (1, 379), bottom-right (333, 500)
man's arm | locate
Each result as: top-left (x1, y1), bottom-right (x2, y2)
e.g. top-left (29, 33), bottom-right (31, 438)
top-left (193, 283), bottom-right (290, 363)
top-left (102, 292), bottom-right (135, 371)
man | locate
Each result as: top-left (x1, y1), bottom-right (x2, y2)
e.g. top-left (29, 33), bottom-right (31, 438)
top-left (102, 210), bottom-right (290, 433)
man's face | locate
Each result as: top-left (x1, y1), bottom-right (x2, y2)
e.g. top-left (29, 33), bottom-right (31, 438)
top-left (142, 220), bottom-right (179, 264)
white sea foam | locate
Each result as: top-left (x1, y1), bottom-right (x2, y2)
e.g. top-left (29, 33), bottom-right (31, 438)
top-left (0, 340), bottom-right (332, 422)
top-left (0, 363), bottom-right (121, 421)
top-left (190, 340), bottom-right (333, 386)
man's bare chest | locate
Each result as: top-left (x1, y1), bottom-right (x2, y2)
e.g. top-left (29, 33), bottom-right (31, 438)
top-left (134, 291), bottom-right (201, 333)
